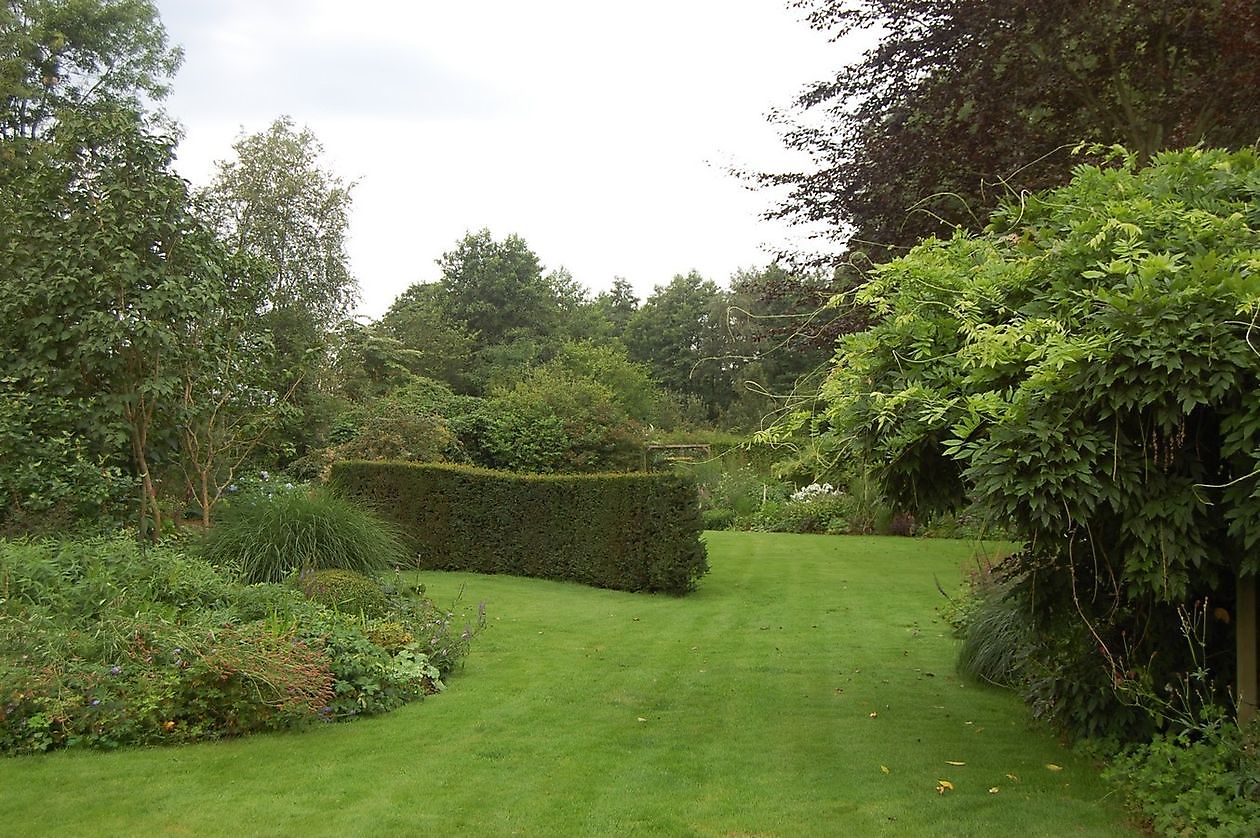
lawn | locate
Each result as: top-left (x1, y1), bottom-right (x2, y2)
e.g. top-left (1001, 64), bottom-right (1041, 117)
top-left (0, 532), bottom-right (1134, 836)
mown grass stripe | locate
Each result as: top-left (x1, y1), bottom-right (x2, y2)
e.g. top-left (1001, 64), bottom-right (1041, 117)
top-left (0, 533), bottom-right (1132, 837)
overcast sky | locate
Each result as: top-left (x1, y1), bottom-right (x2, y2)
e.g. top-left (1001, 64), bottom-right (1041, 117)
top-left (154, 1), bottom-right (858, 318)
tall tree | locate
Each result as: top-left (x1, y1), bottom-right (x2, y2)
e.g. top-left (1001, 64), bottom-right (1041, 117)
top-left (376, 282), bottom-right (478, 392)
top-left (204, 117), bottom-right (357, 337)
top-left (624, 271), bottom-right (735, 420)
top-left (436, 228), bottom-right (558, 350)
top-left (762, 0), bottom-right (1260, 261)
top-left (0, 107), bottom-right (240, 532)
top-left (594, 277), bottom-right (638, 338)
top-left (202, 116), bottom-right (358, 456)
top-left (0, 0), bottom-right (181, 139)
top-left (722, 264), bottom-right (844, 428)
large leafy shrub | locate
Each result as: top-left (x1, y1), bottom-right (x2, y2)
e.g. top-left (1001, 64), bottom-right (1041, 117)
top-left (473, 370), bottom-right (646, 473)
top-left (294, 378), bottom-right (474, 481)
top-left (330, 461), bottom-right (708, 594)
top-left (202, 487), bottom-right (409, 583)
top-left (0, 388), bottom-right (132, 536)
top-left (806, 146), bottom-right (1260, 738)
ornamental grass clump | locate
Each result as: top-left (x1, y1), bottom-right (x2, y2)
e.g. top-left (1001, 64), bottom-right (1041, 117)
top-left (203, 487), bottom-right (408, 584)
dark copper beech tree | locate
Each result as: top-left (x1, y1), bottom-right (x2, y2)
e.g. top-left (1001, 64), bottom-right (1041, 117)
top-left (759, 0), bottom-right (1260, 262)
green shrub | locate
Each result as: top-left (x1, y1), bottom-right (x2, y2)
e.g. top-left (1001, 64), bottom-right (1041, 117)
top-left (202, 487), bottom-right (409, 583)
top-left (474, 371), bottom-right (646, 474)
top-left (394, 591), bottom-right (486, 676)
top-left (702, 507), bottom-right (737, 530)
top-left (0, 622), bottom-right (335, 752)
top-left (948, 555), bottom-right (1150, 741)
top-left (0, 389), bottom-right (133, 537)
top-left (296, 569), bottom-right (392, 618)
top-left (332, 413), bottom-right (457, 465)
top-left (0, 536), bottom-right (235, 639)
top-left (711, 465), bottom-right (787, 518)
top-left (1105, 717), bottom-right (1260, 837)
top-left (0, 537), bottom-right (481, 754)
top-left (330, 461), bottom-right (708, 595)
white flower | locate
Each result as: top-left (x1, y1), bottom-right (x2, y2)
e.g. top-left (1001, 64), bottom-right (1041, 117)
top-left (791, 482), bottom-right (840, 502)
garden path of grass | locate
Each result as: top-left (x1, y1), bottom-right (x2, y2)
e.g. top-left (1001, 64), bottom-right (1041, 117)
top-left (0, 532), bottom-right (1134, 836)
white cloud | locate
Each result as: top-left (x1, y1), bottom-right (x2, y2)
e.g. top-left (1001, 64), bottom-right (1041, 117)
top-left (156, 0), bottom-right (858, 316)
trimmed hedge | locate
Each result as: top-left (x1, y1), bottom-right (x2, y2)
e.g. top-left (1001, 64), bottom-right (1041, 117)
top-left (329, 461), bottom-right (709, 595)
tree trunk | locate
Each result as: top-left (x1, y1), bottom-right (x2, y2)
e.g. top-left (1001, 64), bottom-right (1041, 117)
top-left (200, 469), bottom-right (212, 527)
top-left (1239, 571), bottom-right (1258, 724)
top-left (128, 412), bottom-right (162, 539)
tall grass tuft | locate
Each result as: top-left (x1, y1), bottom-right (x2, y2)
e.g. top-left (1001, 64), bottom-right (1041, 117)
top-left (203, 488), bottom-right (409, 583)
top-left (956, 583), bottom-right (1033, 688)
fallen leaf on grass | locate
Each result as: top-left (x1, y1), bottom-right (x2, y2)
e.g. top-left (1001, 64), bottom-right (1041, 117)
top-left (945, 760), bottom-right (966, 766)
top-left (880, 765), bottom-right (890, 775)
top-left (1045, 763), bottom-right (1063, 772)
top-left (868, 711), bottom-right (878, 718)
top-left (936, 779), bottom-right (954, 794)
top-left (988, 787), bottom-right (1000, 794)
top-left (637, 717), bottom-right (647, 723)
top-left (1005, 773), bottom-right (1020, 783)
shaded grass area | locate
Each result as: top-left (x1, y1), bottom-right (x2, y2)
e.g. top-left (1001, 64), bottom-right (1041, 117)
top-left (0, 532), bottom-right (1132, 836)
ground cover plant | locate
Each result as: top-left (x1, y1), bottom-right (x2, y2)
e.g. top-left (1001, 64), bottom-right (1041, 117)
top-left (0, 533), bottom-right (1131, 835)
top-left (0, 537), bottom-right (481, 754)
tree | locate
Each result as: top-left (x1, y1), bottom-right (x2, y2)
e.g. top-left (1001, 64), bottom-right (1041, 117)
top-left (762, 0), bottom-right (1260, 261)
top-left (0, 0), bottom-right (181, 139)
top-left (376, 283), bottom-right (478, 392)
top-left (0, 107), bottom-right (241, 533)
top-left (548, 266), bottom-right (612, 344)
top-left (594, 277), bottom-right (638, 337)
top-left (809, 147), bottom-right (1260, 732)
top-left (545, 340), bottom-right (668, 426)
top-left (624, 271), bottom-right (736, 420)
top-left (202, 116), bottom-right (358, 456)
top-left (177, 262), bottom-right (301, 526)
top-left (721, 264), bottom-right (851, 429)
top-left (410, 229), bottom-right (607, 393)
top-left (436, 229), bottom-right (558, 350)
top-left (205, 117), bottom-right (356, 334)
